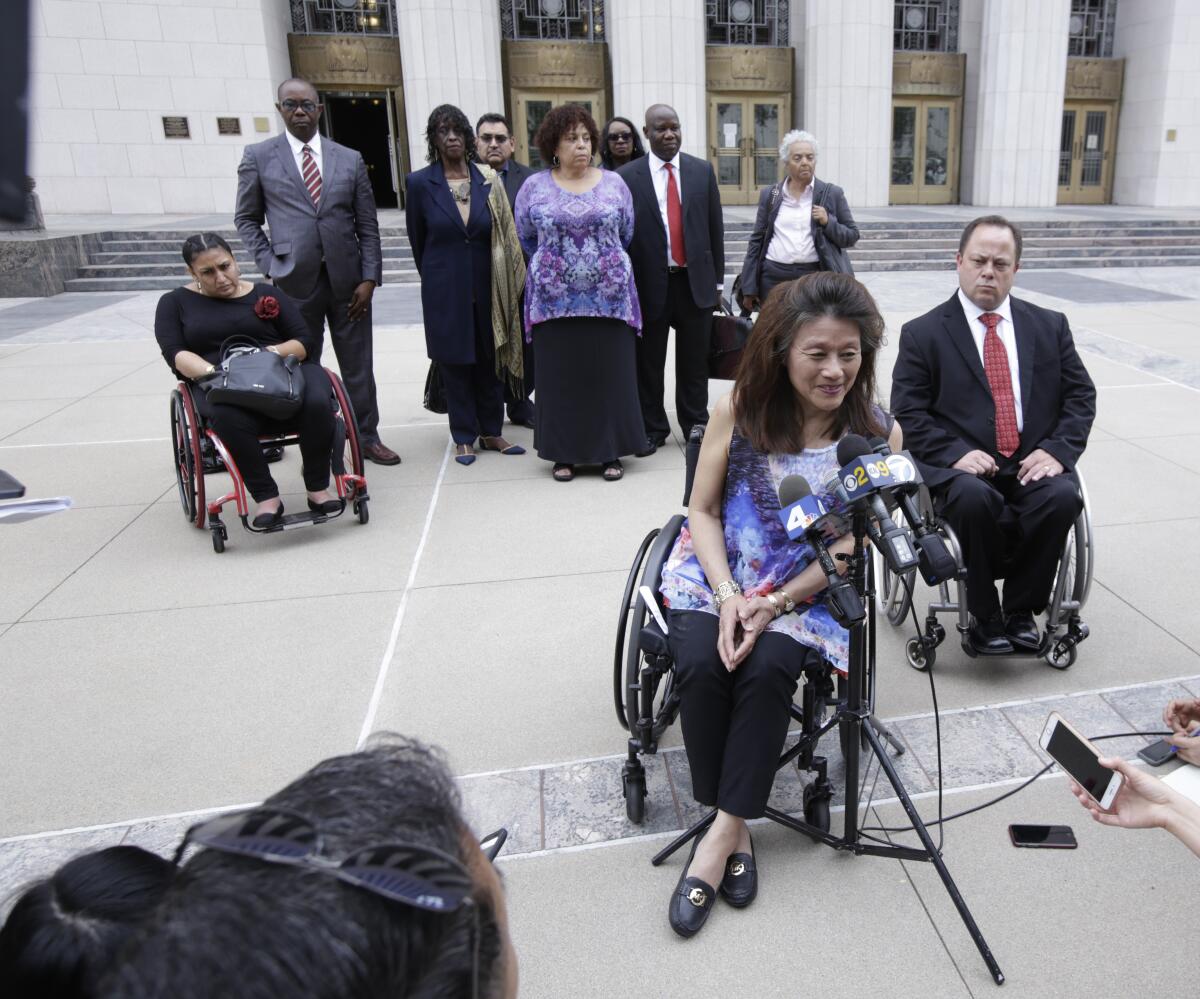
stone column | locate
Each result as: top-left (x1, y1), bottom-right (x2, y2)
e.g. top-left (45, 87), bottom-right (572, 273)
top-left (956, 0), bottom-right (984, 204)
top-left (969, 0), bottom-right (1070, 206)
top-left (1112, 0), bottom-right (1200, 207)
top-left (801, 0), bottom-right (892, 207)
top-left (396, 0), bottom-right (504, 172)
top-left (607, 0), bottom-right (706, 159)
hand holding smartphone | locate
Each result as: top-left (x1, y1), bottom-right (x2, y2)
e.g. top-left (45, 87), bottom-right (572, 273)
top-left (1039, 712), bottom-right (1123, 810)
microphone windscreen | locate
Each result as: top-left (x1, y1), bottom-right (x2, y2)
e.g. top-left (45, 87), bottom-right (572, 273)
top-left (867, 435), bottom-right (890, 454)
top-left (837, 433), bottom-right (873, 466)
top-left (777, 474), bottom-right (812, 507)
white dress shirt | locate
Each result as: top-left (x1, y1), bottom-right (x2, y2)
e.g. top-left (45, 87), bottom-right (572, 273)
top-left (957, 287), bottom-right (1023, 431)
top-left (765, 179), bottom-right (818, 264)
top-left (285, 129), bottom-right (323, 179)
top-left (648, 150), bottom-right (683, 267)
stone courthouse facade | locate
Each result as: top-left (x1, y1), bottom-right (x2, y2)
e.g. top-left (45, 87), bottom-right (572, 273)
top-left (27, 0), bottom-right (1200, 213)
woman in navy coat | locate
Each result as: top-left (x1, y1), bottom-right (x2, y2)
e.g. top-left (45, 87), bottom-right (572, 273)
top-left (406, 104), bottom-right (525, 465)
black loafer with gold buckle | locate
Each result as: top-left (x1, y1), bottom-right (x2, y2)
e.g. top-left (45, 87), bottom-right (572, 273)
top-left (718, 832), bottom-right (757, 908)
top-left (668, 836), bottom-right (717, 939)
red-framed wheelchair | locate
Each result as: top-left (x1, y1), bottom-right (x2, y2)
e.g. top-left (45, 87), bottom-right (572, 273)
top-left (169, 367), bottom-right (369, 553)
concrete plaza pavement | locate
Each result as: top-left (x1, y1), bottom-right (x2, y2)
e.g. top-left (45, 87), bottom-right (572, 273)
top-left (1, 257), bottom-right (1199, 995)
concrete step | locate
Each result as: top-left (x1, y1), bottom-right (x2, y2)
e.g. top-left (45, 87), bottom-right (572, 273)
top-left (64, 269), bottom-right (424, 292)
top-left (91, 249), bottom-right (415, 265)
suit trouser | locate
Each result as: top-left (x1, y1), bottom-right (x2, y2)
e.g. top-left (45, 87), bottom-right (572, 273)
top-left (293, 265), bottom-right (381, 443)
top-left (438, 299), bottom-right (504, 445)
top-left (637, 270), bottom-right (712, 443)
top-left (668, 609), bottom-right (820, 819)
top-left (936, 470), bottom-right (1083, 619)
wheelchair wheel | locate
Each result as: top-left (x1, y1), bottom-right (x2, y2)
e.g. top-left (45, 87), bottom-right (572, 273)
top-left (327, 369), bottom-right (364, 488)
top-left (614, 527), bottom-right (660, 730)
top-left (171, 388), bottom-right (206, 529)
top-left (803, 782), bottom-right (831, 834)
top-left (624, 768), bottom-right (646, 824)
top-left (875, 548), bottom-right (915, 627)
top-left (355, 497), bottom-right (369, 525)
top-left (1045, 642), bottom-right (1076, 670)
top-left (906, 636), bottom-right (934, 671)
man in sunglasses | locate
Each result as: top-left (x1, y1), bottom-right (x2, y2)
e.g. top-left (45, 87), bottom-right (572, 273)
top-left (107, 738), bottom-right (517, 999)
top-left (235, 77), bottom-right (401, 467)
top-left (476, 112), bottom-right (537, 429)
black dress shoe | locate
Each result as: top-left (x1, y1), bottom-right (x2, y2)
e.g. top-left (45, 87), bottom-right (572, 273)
top-left (1005, 611), bottom-right (1041, 651)
top-left (968, 613), bottom-right (1014, 655)
top-left (718, 832), bottom-right (757, 908)
top-left (307, 497), bottom-right (342, 515)
top-left (668, 835), bottom-right (717, 939)
top-left (635, 435), bottom-right (666, 458)
top-left (252, 502), bottom-right (284, 529)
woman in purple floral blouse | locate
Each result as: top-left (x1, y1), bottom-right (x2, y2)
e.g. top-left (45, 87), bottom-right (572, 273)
top-left (514, 104), bottom-right (646, 482)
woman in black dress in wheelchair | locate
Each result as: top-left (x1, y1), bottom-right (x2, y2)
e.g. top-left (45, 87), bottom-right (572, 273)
top-left (154, 233), bottom-right (339, 528)
top-left (658, 272), bottom-right (901, 938)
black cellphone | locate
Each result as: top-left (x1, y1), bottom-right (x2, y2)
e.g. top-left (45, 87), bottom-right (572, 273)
top-left (1009, 824), bottom-right (1078, 849)
top-left (1137, 739), bottom-right (1175, 767)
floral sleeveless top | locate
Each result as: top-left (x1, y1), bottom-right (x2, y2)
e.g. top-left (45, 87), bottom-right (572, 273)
top-left (659, 427), bottom-right (855, 673)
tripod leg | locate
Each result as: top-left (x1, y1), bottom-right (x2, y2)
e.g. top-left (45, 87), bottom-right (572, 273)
top-left (862, 720), bottom-right (1005, 986)
top-left (650, 809), bottom-right (716, 867)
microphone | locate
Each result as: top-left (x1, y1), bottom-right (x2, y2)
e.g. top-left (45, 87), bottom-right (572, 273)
top-left (866, 436), bottom-right (958, 585)
top-left (831, 434), bottom-right (920, 575)
top-left (777, 474), bottom-right (864, 626)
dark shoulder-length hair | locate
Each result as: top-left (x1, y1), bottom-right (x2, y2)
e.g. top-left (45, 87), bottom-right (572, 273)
top-left (533, 103), bottom-right (600, 166)
top-left (424, 103), bottom-right (476, 164)
top-left (732, 272), bottom-right (886, 454)
top-left (599, 116), bottom-right (645, 169)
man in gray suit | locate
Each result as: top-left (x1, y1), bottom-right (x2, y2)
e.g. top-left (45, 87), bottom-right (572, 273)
top-left (235, 78), bottom-right (399, 465)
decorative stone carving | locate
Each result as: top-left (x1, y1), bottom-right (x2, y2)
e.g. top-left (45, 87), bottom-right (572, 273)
top-left (706, 46), bottom-right (792, 93)
top-left (505, 40), bottom-right (606, 89)
top-left (287, 34), bottom-right (403, 88)
top-left (892, 52), bottom-right (965, 96)
top-left (1064, 57), bottom-right (1123, 102)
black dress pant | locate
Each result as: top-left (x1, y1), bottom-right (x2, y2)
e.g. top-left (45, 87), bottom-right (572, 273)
top-left (759, 259), bottom-right (821, 302)
top-left (293, 265), bottom-right (381, 444)
top-left (194, 363), bottom-right (335, 503)
top-left (668, 609), bottom-right (819, 819)
top-left (936, 470), bottom-right (1082, 619)
top-left (637, 270), bottom-right (713, 443)
top-left (439, 299), bottom-right (504, 445)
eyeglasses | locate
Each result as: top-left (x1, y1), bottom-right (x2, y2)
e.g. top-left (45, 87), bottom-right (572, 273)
top-left (608, 132), bottom-right (633, 142)
top-left (174, 809), bottom-right (508, 998)
top-left (280, 100), bottom-right (318, 113)
top-left (478, 133), bottom-right (511, 145)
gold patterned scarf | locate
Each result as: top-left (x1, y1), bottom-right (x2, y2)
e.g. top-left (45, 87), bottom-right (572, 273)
top-left (479, 164), bottom-right (527, 394)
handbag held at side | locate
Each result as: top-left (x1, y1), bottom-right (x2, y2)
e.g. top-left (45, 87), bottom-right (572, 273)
top-left (202, 336), bottom-right (306, 420)
top-left (708, 294), bottom-right (753, 381)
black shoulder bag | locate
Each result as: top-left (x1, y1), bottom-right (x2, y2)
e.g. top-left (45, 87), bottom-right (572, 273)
top-left (203, 336), bottom-right (306, 420)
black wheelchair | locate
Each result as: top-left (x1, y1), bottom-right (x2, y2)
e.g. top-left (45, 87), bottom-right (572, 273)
top-left (169, 368), bottom-right (369, 553)
top-left (875, 474), bottom-right (1094, 670)
top-left (613, 428), bottom-right (861, 832)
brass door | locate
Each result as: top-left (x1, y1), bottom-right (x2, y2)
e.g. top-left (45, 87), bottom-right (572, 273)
top-left (1057, 102), bottom-right (1115, 204)
top-left (890, 98), bottom-right (959, 204)
top-left (708, 94), bottom-right (789, 205)
top-left (512, 89), bottom-right (605, 170)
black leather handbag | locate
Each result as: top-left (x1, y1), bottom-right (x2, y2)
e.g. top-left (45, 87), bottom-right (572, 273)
top-left (708, 294), bottom-right (753, 381)
top-left (203, 336), bottom-right (305, 420)
top-left (422, 362), bottom-right (448, 414)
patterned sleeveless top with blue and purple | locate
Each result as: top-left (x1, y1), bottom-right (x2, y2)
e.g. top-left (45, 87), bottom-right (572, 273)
top-left (659, 427), bottom-right (854, 673)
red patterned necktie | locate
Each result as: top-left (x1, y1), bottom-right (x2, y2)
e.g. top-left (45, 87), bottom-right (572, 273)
top-left (301, 145), bottom-right (321, 207)
top-left (980, 311), bottom-right (1019, 457)
top-left (665, 163), bottom-right (686, 266)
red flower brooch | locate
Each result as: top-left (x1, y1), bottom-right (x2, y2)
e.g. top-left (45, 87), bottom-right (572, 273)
top-left (254, 295), bottom-right (281, 320)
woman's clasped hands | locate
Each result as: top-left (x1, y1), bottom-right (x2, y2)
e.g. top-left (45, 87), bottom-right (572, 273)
top-left (718, 593), bottom-right (777, 672)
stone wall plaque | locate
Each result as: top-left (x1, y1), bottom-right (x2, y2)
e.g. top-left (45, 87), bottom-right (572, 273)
top-left (1064, 57), bottom-right (1123, 102)
top-left (706, 46), bottom-right (792, 93)
top-left (254, 116), bottom-right (271, 133)
top-left (162, 116), bottom-right (190, 139)
top-left (287, 34), bottom-right (403, 88)
top-left (504, 40), bottom-right (606, 90)
top-left (217, 117), bottom-right (241, 136)
top-left (892, 52), bottom-right (965, 97)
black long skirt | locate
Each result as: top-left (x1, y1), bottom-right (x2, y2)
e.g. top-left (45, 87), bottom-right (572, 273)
top-left (532, 317), bottom-right (647, 464)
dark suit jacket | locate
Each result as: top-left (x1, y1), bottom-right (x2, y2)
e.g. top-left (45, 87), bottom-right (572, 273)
top-left (890, 293), bottom-right (1097, 490)
top-left (499, 159), bottom-right (536, 210)
top-left (234, 133), bottom-right (382, 301)
top-left (404, 160), bottom-right (493, 364)
top-left (739, 177), bottom-right (859, 297)
top-left (618, 153), bottom-right (724, 322)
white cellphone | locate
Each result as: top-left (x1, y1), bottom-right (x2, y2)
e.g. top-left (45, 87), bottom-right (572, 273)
top-left (1039, 712), bottom-right (1123, 810)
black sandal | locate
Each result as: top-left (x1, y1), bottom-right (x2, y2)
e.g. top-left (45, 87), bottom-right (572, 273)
top-left (552, 463), bottom-right (575, 482)
top-left (602, 460), bottom-right (624, 481)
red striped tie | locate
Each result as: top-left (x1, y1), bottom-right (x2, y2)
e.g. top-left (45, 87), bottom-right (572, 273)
top-left (301, 145), bottom-right (321, 207)
top-left (665, 163), bottom-right (686, 266)
top-left (980, 312), bottom-right (1020, 457)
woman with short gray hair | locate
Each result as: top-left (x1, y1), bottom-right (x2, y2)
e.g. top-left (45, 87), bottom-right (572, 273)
top-left (738, 129), bottom-right (859, 311)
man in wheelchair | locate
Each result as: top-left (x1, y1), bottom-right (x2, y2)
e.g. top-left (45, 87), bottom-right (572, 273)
top-left (891, 216), bottom-right (1096, 656)
top-left (655, 274), bottom-right (900, 938)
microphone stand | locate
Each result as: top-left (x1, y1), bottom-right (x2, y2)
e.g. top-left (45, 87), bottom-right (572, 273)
top-left (651, 507), bottom-right (1005, 986)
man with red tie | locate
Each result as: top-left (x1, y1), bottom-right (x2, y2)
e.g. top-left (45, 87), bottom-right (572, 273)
top-left (891, 216), bottom-right (1096, 656)
top-left (619, 104), bottom-right (724, 455)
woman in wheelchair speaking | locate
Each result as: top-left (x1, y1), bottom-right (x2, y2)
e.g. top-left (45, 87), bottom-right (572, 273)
top-left (154, 233), bottom-right (339, 528)
top-left (658, 271), bottom-right (900, 938)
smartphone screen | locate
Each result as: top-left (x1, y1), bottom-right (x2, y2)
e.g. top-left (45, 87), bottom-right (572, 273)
top-left (1009, 824), bottom-right (1077, 849)
top-left (1043, 718), bottom-right (1118, 804)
